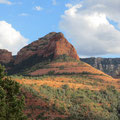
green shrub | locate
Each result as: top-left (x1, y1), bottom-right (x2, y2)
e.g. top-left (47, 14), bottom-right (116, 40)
top-left (62, 84), bottom-right (69, 90)
top-left (54, 54), bottom-right (78, 62)
top-left (48, 70), bottom-right (55, 75)
top-left (0, 65), bottom-right (27, 120)
top-left (59, 65), bottom-right (65, 70)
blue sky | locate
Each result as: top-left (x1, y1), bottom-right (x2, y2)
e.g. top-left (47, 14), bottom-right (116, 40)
top-left (0, 0), bottom-right (69, 42)
top-left (0, 0), bottom-right (120, 58)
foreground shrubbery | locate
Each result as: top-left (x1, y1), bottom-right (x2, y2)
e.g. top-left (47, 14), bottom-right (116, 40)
top-left (0, 65), bottom-right (26, 120)
top-left (38, 84), bottom-right (120, 120)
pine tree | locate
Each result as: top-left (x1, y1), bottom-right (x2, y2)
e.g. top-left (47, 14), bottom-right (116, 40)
top-left (0, 65), bottom-right (27, 120)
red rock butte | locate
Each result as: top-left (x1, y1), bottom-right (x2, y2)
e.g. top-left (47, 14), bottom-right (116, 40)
top-left (15, 32), bottom-right (79, 64)
top-left (0, 49), bottom-right (13, 63)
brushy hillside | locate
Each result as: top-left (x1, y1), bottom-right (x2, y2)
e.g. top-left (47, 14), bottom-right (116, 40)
top-left (11, 73), bottom-right (120, 120)
top-left (10, 54), bottom-right (112, 76)
top-left (10, 55), bottom-right (120, 120)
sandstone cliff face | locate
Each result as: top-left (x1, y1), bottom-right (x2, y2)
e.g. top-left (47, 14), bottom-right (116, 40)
top-left (81, 57), bottom-right (120, 77)
top-left (0, 49), bottom-right (13, 64)
top-left (15, 32), bottom-right (79, 64)
top-left (43, 32), bottom-right (79, 59)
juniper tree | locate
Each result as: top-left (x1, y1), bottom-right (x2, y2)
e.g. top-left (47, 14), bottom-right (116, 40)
top-left (0, 65), bottom-right (26, 120)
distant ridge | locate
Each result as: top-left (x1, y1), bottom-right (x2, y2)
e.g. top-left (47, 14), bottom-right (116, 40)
top-left (81, 57), bottom-right (120, 78)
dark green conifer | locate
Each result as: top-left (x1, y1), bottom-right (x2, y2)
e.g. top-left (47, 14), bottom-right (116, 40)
top-left (0, 65), bottom-right (26, 120)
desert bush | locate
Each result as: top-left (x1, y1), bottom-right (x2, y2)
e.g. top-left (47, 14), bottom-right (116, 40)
top-left (54, 54), bottom-right (78, 62)
top-left (62, 84), bottom-right (69, 90)
top-left (48, 70), bottom-right (55, 75)
top-left (59, 65), bottom-right (65, 70)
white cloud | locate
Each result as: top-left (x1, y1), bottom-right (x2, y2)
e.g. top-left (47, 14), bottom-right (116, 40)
top-left (19, 13), bottom-right (29, 16)
top-left (65, 3), bottom-right (73, 8)
top-left (0, 21), bottom-right (28, 55)
top-left (60, 0), bottom-right (120, 57)
top-left (0, 0), bottom-right (12, 4)
top-left (34, 6), bottom-right (43, 11)
top-left (64, 4), bottom-right (82, 17)
top-left (52, 0), bottom-right (56, 5)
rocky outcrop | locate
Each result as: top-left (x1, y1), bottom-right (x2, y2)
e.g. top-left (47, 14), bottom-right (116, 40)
top-left (15, 32), bottom-right (79, 64)
top-left (81, 57), bottom-right (120, 77)
top-left (43, 32), bottom-right (79, 59)
top-left (0, 49), bottom-right (13, 64)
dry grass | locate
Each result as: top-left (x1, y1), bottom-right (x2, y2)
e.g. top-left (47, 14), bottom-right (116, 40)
top-left (13, 74), bottom-right (120, 91)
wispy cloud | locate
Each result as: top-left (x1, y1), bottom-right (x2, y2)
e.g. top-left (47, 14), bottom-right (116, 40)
top-left (34, 6), bottom-right (43, 11)
top-left (0, 0), bottom-right (12, 5)
top-left (52, 0), bottom-right (56, 5)
top-left (65, 3), bottom-right (72, 8)
top-left (19, 13), bottom-right (29, 16)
